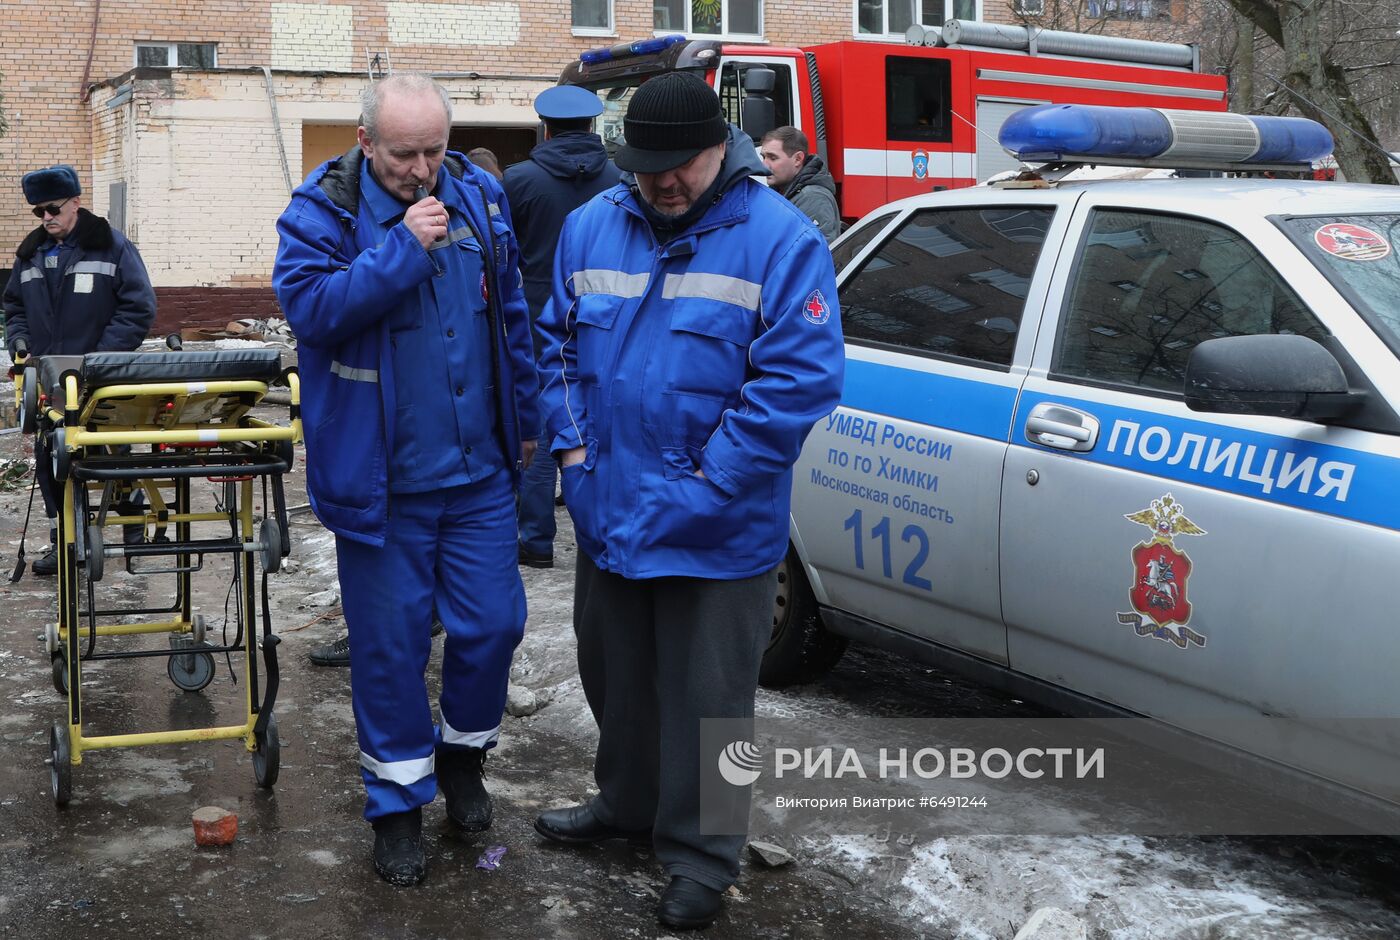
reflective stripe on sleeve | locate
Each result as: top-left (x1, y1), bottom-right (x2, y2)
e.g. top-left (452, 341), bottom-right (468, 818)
top-left (330, 360), bottom-right (379, 383)
top-left (19, 266), bottom-right (42, 284)
top-left (661, 272), bottom-right (762, 311)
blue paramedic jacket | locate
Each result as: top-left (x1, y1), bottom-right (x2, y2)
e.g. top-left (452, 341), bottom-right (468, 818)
top-left (537, 128), bottom-right (845, 580)
top-left (272, 148), bottom-right (539, 546)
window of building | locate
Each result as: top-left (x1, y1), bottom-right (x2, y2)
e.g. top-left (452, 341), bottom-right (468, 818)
top-left (573, 0), bottom-right (613, 33)
top-left (1087, 0), bottom-right (1172, 20)
top-left (859, 0), bottom-right (978, 36)
top-left (1054, 210), bottom-right (1328, 394)
top-left (654, 0), bottom-right (762, 36)
top-left (886, 56), bottom-right (952, 143)
top-left (839, 206), bottom-right (1055, 367)
top-left (134, 42), bottom-right (217, 69)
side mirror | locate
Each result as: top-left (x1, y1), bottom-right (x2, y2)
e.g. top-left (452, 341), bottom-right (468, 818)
top-left (740, 68), bottom-right (777, 143)
top-left (1184, 334), bottom-right (1361, 422)
top-left (743, 67), bottom-right (776, 95)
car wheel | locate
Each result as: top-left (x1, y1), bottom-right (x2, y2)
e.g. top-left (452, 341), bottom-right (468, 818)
top-left (760, 547), bottom-right (847, 688)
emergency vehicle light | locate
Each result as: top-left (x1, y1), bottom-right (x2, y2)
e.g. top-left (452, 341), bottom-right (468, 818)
top-left (999, 104), bottom-right (1334, 167)
top-left (580, 34), bottom-right (686, 64)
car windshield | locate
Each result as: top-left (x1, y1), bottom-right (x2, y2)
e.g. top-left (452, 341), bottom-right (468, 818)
top-left (1279, 214), bottom-right (1400, 354)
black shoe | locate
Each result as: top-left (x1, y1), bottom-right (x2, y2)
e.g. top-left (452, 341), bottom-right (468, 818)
top-left (657, 876), bottom-right (724, 930)
top-left (438, 746), bottom-right (492, 832)
top-left (31, 546), bottom-right (58, 577)
top-left (371, 808), bottom-right (425, 886)
top-left (309, 633), bottom-right (350, 667)
top-left (430, 619), bottom-right (444, 637)
top-left (533, 803), bottom-right (651, 845)
top-left (518, 545), bottom-right (554, 569)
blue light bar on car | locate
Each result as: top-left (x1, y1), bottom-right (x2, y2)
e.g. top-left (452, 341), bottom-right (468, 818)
top-left (581, 34), bottom-right (688, 65)
top-left (999, 104), bottom-right (1334, 166)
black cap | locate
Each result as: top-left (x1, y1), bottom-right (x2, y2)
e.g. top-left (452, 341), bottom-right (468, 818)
top-left (615, 72), bottom-right (727, 174)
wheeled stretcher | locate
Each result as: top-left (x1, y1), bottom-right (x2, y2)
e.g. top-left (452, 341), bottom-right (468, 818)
top-left (14, 341), bottom-right (302, 806)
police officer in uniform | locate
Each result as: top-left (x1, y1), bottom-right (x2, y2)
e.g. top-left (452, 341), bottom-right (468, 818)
top-left (272, 74), bottom-right (538, 887)
top-left (503, 85), bottom-right (621, 569)
top-left (3, 165), bottom-right (156, 575)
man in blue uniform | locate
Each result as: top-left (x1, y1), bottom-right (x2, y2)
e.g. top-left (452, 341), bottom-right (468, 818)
top-left (272, 73), bottom-right (538, 887)
top-left (3, 165), bottom-right (156, 575)
top-left (533, 73), bottom-right (844, 929)
top-left (503, 85), bottom-right (621, 569)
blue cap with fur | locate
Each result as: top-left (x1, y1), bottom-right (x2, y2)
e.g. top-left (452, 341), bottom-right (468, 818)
top-left (21, 165), bottom-right (81, 205)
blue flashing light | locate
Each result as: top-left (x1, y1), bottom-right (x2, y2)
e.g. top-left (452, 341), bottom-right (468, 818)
top-left (580, 45), bottom-right (614, 65)
top-left (999, 105), bottom-right (1171, 160)
top-left (1250, 116), bottom-right (1335, 163)
top-left (998, 104), bottom-right (1334, 166)
top-left (631, 34), bottom-right (687, 55)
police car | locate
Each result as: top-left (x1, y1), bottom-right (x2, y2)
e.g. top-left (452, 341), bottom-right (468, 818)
top-left (764, 104), bottom-right (1400, 818)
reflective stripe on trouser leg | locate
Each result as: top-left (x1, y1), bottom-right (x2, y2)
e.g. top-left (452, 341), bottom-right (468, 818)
top-left (336, 491), bottom-right (442, 821)
top-left (434, 469), bottom-right (525, 753)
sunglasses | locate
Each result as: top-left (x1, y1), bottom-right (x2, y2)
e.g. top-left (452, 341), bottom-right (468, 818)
top-left (31, 197), bottom-right (72, 219)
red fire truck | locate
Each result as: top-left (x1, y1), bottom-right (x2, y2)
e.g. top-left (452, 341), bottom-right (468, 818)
top-left (560, 22), bottom-right (1229, 220)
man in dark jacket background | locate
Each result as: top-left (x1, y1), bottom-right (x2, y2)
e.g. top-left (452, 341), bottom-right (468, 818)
top-left (3, 164), bottom-right (156, 575)
top-left (759, 126), bottom-right (841, 242)
top-left (502, 86), bottom-right (620, 569)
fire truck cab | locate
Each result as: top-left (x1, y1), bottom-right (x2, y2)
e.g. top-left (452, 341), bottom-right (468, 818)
top-left (560, 24), bottom-right (1229, 220)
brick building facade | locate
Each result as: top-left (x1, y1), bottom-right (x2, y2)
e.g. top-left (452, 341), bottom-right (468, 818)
top-left (0, 0), bottom-right (1202, 330)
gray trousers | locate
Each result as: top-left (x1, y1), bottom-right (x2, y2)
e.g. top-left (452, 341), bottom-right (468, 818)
top-left (574, 551), bottom-right (777, 890)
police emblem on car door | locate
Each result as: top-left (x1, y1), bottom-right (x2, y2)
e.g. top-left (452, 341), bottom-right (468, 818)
top-left (1119, 494), bottom-right (1206, 650)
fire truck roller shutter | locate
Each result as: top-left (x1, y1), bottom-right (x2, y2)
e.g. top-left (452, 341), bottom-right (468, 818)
top-left (975, 98), bottom-right (1043, 182)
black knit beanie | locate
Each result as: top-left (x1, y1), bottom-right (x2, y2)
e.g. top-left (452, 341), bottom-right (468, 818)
top-left (615, 72), bottom-right (727, 174)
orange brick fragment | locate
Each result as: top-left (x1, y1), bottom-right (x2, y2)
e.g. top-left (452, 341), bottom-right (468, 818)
top-left (192, 805), bottom-right (238, 847)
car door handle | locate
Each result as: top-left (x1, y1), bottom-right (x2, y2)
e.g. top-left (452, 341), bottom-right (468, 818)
top-left (1024, 403), bottom-right (1100, 452)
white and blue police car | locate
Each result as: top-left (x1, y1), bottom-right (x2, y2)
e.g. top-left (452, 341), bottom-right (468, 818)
top-left (765, 103), bottom-right (1400, 821)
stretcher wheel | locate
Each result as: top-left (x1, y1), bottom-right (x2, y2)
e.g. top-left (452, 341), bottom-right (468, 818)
top-left (50, 429), bottom-right (69, 483)
top-left (168, 642), bottom-right (215, 692)
top-left (49, 721), bottom-right (72, 807)
top-left (85, 525), bottom-right (105, 582)
top-left (51, 651), bottom-right (69, 696)
top-left (259, 519), bottom-right (282, 573)
top-left (273, 438), bottom-right (294, 469)
top-left (253, 713), bottom-right (280, 789)
top-left (191, 614), bottom-right (207, 645)
top-left (20, 366), bottom-right (38, 434)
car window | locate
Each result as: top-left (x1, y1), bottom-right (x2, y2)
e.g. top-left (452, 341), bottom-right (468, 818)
top-left (1277, 214), bottom-right (1400, 359)
top-left (832, 211), bottom-right (898, 273)
top-left (1055, 209), bottom-right (1329, 395)
top-left (838, 206), bottom-right (1055, 368)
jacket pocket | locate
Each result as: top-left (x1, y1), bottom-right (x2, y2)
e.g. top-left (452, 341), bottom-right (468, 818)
top-left (559, 438), bottom-right (604, 558)
top-left (573, 293), bottom-right (623, 383)
top-left (666, 300), bottom-right (757, 398)
top-left (649, 452), bottom-right (747, 550)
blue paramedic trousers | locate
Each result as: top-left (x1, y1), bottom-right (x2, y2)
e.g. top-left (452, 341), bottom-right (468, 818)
top-left (336, 469), bottom-right (526, 821)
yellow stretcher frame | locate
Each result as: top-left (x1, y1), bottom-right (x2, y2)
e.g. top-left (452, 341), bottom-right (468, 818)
top-left (21, 354), bottom-right (303, 806)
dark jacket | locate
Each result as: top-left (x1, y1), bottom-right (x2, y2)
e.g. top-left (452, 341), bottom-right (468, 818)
top-left (272, 147), bottom-right (539, 546)
top-left (3, 208), bottom-right (156, 357)
top-left (783, 154), bottom-right (841, 243)
top-left (501, 132), bottom-right (621, 318)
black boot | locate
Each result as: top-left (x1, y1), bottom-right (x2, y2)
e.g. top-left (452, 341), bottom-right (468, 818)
top-left (31, 528), bottom-right (59, 577)
top-left (657, 876), bottom-right (724, 930)
top-left (371, 808), bottom-right (425, 886)
top-left (308, 633), bottom-right (351, 667)
top-left (437, 746), bottom-right (491, 832)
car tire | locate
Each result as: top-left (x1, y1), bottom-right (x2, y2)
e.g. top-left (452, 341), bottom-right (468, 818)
top-left (760, 547), bottom-right (847, 688)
